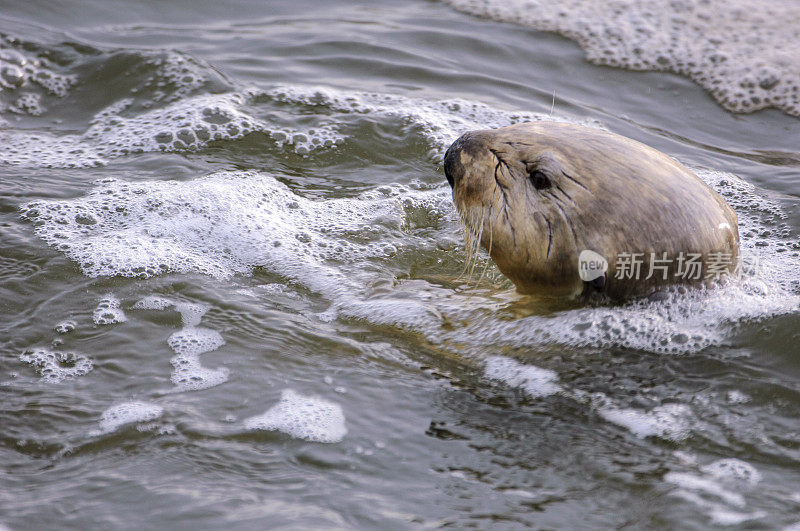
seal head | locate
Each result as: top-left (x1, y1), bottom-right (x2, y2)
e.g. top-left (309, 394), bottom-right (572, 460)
top-left (444, 122), bottom-right (739, 299)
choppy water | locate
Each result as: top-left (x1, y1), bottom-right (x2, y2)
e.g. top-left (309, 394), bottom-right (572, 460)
top-left (1, 0), bottom-right (800, 528)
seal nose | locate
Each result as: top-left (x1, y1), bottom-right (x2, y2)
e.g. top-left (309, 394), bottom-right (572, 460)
top-left (444, 134), bottom-right (471, 188)
top-left (443, 144), bottom-right (457, 188)
top-left (444, 131), bottom-right (484, 188)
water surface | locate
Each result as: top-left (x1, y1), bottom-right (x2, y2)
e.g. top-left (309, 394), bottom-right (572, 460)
top-left (1, 0), bottom-right (800, 528)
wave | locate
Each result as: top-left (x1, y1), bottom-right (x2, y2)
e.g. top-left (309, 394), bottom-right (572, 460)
top-left (444, 0), bottom-right (800, 117)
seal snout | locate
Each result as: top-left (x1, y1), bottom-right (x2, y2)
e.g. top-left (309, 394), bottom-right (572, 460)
top-left (443, 143), bottom-right (458, 188)
top-left (443, 131), bottom-right (484, 189)
top-left (443, 138), bottom-right (463, 189)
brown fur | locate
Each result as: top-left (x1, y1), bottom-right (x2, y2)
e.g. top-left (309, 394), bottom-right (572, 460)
top-left (444, 122), bottom-right (739, 299)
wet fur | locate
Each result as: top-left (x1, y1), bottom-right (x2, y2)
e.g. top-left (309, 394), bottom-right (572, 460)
top-left (444, 122), bottom-right (740, 300)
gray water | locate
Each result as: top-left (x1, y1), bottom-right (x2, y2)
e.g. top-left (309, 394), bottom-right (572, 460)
top-left (1, 0), bottom-right (800, 528)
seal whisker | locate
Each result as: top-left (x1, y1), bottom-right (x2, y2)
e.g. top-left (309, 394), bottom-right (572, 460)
top-left (504, 141), bottom-right (535, 148)
top-left (545, 188), bottom-right (575, 209)
top-left (477, 215), bottom-right (494, 283)
top-left (490, 150), bottom-right (513, 195)
top-left (489, 154), bottom-right (517, 249)
top-left (561, 170), bottom-right (590, 191)
top-left (549, 199), bottom-right (579, 245)
top-left (461, 215), bottom-right (477, 278)
top-left (469, 211), bottom-right (486, 282)
top-left (543, 214), bottom-right (553, 258)
top-left (551, 182), bottom-right (577, 205)
top-left (461, 210), bottom-right (483, 282)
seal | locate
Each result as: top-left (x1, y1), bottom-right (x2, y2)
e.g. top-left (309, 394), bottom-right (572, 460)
top-left (443, 122), bottom-right (739, 299)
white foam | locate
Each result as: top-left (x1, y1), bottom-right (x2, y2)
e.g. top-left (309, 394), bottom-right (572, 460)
top-left (700, 458), bottom-right (761, 486)
top-left (142, 52), bottom-right (210, 103)
top-left (173, 302), bottom-right (209, 328)
top-left (441, 169), bottom-right (800, 355)
top-left (167, 326), bottom-right (224, 356)
top-left (95, 401), bottom-right (163, 434)
top-left (21, 158), bottom-right (800, 355)
top-left (10, 92), bottom-right (44, 116)
top-left (597, 403), bottom-right (693, 441)
top-left (665, 469), bottom-right (767, 525)
top-left (0, 81), bottom-right (571, 168)
top-left (0, 89), bottom-right (340, 168)
top-left (92, 294), bottom-right (127, 325)
top-left (671, 489), bottom-right (765, 526)
top-left (666, 471), bottom-right (746, 507)
top-left (483, 356), bottom-right (561, 398)
top-left (0, 40), bottom-right (75, 99)
top-left (18, 347), bottom-right (93, 383)
top-left (20, 171), bottom-right (420, 281)
top-left (0, 44), bottom-right (256, 167)
top-left (131, 296), bottom-right (228, 392)
top-left (167, 327), bottom-right (228, 391)
top-left (445, 0), bottom-right (800, 116)
top-left (660, 455), bottom-right (765, 524)
top-left (131, 295), bottom-right (173, 311)
top-left (19, 171), bottom-right (456, 332)
top-left (0, 38), bottom-right (73, 125)
top-left (726, 390), bottom-right (750, 404)
top-left (708, 509), bottom-right (766, 526)
top-left (244, 389), bottom-right (347, 443)
top-left (264, 84), bottom-right (580, 162)
top-left (134, 296), bottom-right (210, 326)
top-left (54, 320), bottom-right (76, 334)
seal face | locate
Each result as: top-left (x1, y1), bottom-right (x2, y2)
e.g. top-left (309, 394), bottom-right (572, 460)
top-left (443, 122), bottom-right (740, 299)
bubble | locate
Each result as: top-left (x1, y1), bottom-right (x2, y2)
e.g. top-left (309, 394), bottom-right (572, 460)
top-left (169, 349), bottom-right (229, 392)
top-left (264, 84), bottom-right (575, 162)
top-left (484, 356), bottom-right (562, 398)
top-left (1, 65), bottom-right (25, 88)
top-left (167, 320), bottom-right (229, 391)
top-left (19, 348), bottom-right (93, 382)
top-left (95, 402), bottom-right (163, 434)
top-left (18, 171), bottom-right (440, 285)
top-left (130, 295), bottom-right (228, 391)
top-left (700, 459), bottom-right (761, 485)
top-left (54, 320), bottom-right (76, 334)
top-left (131, 295), bottom-right (173, 311)
top-left (173, 302), bottom-right (209, 328)
top-left (0, 39), bottom-right (75, 111)
top-left (598, 403), bottom-right (693, 441)
top-left (664, 467), bottom-right (767, 525)
top-left (244, 389), bottom-right (347, 443)
top-left (92, 294), bottom-right (127, 325)
top-left (0, 83), bottom-right (352, 167)
top-left (167, 326), bottom-right (224, 356)
top-left (726, 390), bottom-right (750, 404)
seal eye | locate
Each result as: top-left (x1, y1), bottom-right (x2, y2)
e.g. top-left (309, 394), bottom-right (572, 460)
top-left (529, 170), bottom-right (551, 190)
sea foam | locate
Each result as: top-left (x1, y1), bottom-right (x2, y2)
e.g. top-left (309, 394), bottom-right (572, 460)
top-left (484, 356), bottom-right (562, 398)
top-left (95, 402), bottom-right (164, 434)
top-left (0, 82), bottom-right (583, 168)
top-left (445, 0), bottom-right (800, 117)
top-left (18, 347), bottom-right (93, 383)
top-left (20, 161), bottom-right (800, 356)
top-left (244, 389), bottom-right (347, 443)
top-left (132, 297), bottom-right (229, 392)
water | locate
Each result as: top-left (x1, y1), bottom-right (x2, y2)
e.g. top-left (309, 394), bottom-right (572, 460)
top-left (1, 0), bottom-right (799, 527)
